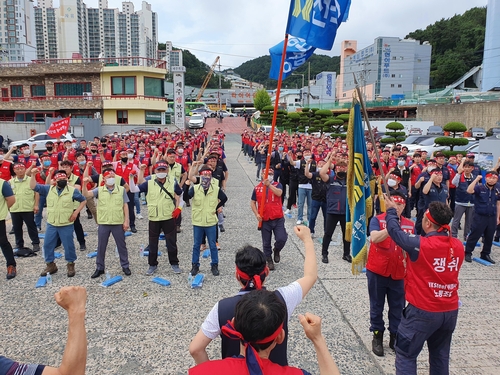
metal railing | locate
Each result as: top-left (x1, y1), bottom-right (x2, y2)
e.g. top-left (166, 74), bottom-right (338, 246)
top-left (0, 94), bottom-right (167, 102)
top-left (0, 56), bottom-right (167, 69)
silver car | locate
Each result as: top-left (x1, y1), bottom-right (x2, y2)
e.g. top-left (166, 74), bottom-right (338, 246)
top-left (188, 114), bottom-right (205, 129)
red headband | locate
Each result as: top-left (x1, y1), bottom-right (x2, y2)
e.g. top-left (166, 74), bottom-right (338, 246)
top-left (236, 266), bottom-right (267, 290)
top-left (392, 196), bottom-right (406, 205)
top-left (199, 170), bottom-right (212, 176)
top-left (486, 173), bottom-right (498, 178)
top-left (103, 170), bottom-right (114, 178)
top-left (389, 174), bottom-right (402, 181)
top-left (13, 164), bottom-right (25, 169)
top-left (425, 209), bottom-right (450, 234)
top-left (54, 173), bottom-right (66, 180)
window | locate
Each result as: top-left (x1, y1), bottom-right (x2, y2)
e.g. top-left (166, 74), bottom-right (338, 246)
top-left (399, 74), bottom-right (403, 78)
top-left (31, 84), bottom-right (46, 97)
top-left (392, 56), bottom-right (396, 60)
top-left (54, 82), bottom-right (91, 96)
top-left (111, 76), bottom-right (135, 95)
top-left (400, 57), bottom-right (404, 60)
top-left (398, 84), bottom-right (402, 88)
top-left (390, 84), bottom-right (395, 88)
top-left (10, 84), bottom-right (22, 97)
top-left (117, 110), bottom-right (128, 124)
top-left (144, 77), bottom-right (164, 97)
top-left (391, 74), bottom-right (395, 78)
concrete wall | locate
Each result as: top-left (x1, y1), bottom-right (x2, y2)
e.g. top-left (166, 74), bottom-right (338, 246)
top-left (418, 101), bottom-right (500, 129)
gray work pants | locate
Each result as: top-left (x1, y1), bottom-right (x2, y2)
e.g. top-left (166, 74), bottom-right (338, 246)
top-left (96, 224), bottom-right (129, 271)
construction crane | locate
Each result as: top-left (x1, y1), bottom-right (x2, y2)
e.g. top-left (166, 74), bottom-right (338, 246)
top-left (196, 56), bottom-right (220, 102)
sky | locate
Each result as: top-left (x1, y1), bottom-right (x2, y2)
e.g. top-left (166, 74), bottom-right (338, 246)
top-left (82, 0), bottom-right (489, 69)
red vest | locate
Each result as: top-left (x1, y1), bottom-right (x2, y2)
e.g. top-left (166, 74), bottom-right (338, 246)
top-left (405, 235), bottom-right (464, 312)
top-left (115, 162), bottom-right (137, 183)
top-left (87, 154), bottom-right (103, 174)
top-left (103, 149), bottom-right (114, 161)
top-left (447, 165), bottom-right (457, 188)
top-left (189, 358), bottom-right (303, 375)
top-left (367, 213), bottom-right (415, 280)
top-left (139, 157), bottom-right (151, 177)
top-left (176, 154), bottom-right (189, 171)
top-left (0, 161), bottom-right (11, 181)
top-left (254, 182), bottom-right (284, 221)
top-left (48, 153), bottom-right (60, 169)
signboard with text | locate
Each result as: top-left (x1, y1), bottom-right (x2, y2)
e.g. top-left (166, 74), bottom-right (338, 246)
top-left (173, 72), bottom-right (185, 128)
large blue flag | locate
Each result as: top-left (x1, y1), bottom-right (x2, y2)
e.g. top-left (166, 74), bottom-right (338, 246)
top-left (286, 0), bottom-right (351, 50)
top-left (346, 101), bottom-right (373, 275)
top-left (269, 37), bottom-right (315, 80)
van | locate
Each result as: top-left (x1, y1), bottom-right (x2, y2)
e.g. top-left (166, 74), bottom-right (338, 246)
top-left (398, 99), bottom-right (418, 106)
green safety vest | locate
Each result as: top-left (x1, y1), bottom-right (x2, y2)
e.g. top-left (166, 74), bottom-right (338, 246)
top-left (68, 174), bottom-right (81, 209)
top-left (169, 162), bottom-right (183, 182)
top-left (147, 178), bottom-right (176, 221)
top-left (47, 185), bottom-right (77, 227)
top-left (9, 176), bottom-right (35, 213)
top-left (0, 180), bottom-right (9, 221)
top-left (191, 182), bottom-right (219, 227)
top-left (97, 185), bottom-right (125, 225)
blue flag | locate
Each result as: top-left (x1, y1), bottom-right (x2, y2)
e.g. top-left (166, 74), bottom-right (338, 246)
top-left (286, 0), bottom-right (351, 50)
top-left (269, 37), bottom-right (315, 80)
top-left (346, 101), bottom-right (373, 275)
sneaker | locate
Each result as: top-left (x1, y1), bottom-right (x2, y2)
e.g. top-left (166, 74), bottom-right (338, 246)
top-left (219, 224), bottom-right (225, 233)
top-left (266, 256), bottom-right (275, 271)
top-left (310, 232), bottom-right (316, 239)
top-left (146, 265), bottom-right (158, 275)
top-left (130, 227), bottom-right (138, 233)
top-left (372, 331), bottom-right (384, 356)
top-left (171, 264), bottom-right (182, 274)
top-left (190, 264), bottom-right (200, 276)
top-left (216, 242), bottom-right (221, 251)
top-left (211, 264), bottom-right (220, 276)
top-left (32, 243), bottom-right (41, 252)
top-left (6, 265), bottom-right (16, 280)
top-left (37, 226), bottom-right (42, 231)
top-left (122, 267), bottom-right (131, 276)
top-left (67, 262), bottom-right (76, 277)
top-left (176, 225), bottom-right (182, 233)
top-left (136, 214), bottom-right (144, 220)
top-left (79, 242), bottom-right (86, 251)
top-left (87, 212), bottom-right (93, 219)
top-left (284, 209), bottom-right (291, 215)
top-left (322, 255), bottom-right (329, 264)
top-left (296, 220), bottom-right (303, 225)
top-left (186, 201), bottom-right (191, 207)
top-left (40, 262), bottom-right (58, 277)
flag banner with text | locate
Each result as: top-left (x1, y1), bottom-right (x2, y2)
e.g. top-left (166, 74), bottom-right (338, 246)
top-left (269, 37), bottom-right (315, 80)
top-left (46, 117), bottom-right (71, 138)
top-left (286, 0), bottom-right (351, 50)
top-left (346, 102), bottom-right (373, 275)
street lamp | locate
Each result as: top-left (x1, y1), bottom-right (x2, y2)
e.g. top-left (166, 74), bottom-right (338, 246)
top-left (292, 73), bottom-right (305, 106)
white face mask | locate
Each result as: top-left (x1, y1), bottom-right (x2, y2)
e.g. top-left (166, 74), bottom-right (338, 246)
top-left (139, 152), bottom-right (145, 156)
top-left (156, 172), bottom-right (167, 179)
top-left (177, 148), bottom-right (184, 154)
top-left (387, 179), bottom-right (397, 187)
top-left (0, 155), bottom-right (4, 161)
top-left (127, 153), bottom-right (134, 159)
top-left (23, 149), bottom-right (30, 156)
top-left (304, 155), bottom-right (311, 161)
top-left (267, 175), bottom-right (274, 181)
top-left (105, 177), bottom-right (115, 186)
top-left (427, 166), bottom-right (435, 172)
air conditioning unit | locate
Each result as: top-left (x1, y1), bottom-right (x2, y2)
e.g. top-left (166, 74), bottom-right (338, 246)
top-left (94, 112), bottom-right (101, 119)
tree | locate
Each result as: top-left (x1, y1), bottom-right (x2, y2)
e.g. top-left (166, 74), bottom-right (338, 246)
top-left (382, 122), bottom-right (406, 144)
top-left (254, 89), bottom-right (272, 112)
top-left (435, 122), bottom-right (468, 151)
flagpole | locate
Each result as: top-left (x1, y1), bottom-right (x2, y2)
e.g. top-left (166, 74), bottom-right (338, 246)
top-left (352, 74), bottom-right (391, 197)
top-left (258, 34), bottom-right (289, 229)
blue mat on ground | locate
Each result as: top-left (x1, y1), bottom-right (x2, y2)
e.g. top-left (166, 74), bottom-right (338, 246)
top-left (86, 251), bottom-right (97, 258)
top-left (473, 257), bottom-right (494, 266)
top-left (54, 252), bottom-right (63, 259)
top-left (143, 251), bottom-right (162, 256)
top-left (151, 277), bottom-right (171, 286)
top-left (35, 276), bottom-right (47, 288)
top-left (463, 242), bottom-right (480, 247)
top-left (202, 249), bottom-right (210, 258)
top-left (159, 234), bottom-right (165, 240)
top-left (101, 275), bottom-right (123, 287)
top-left (191, 274), bottom-right (204, 288)
top-left (38, 233), bottom-right (45, 239)
top-left (493, 241), bottom-right (500, 247)
top-left (125, 231), bottom-right (132, 237)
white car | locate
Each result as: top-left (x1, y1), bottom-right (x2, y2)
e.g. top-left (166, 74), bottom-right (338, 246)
top-left (10, 132), bottom-right (77, 153)
top-left (188, 114), bottom-right (205, 129)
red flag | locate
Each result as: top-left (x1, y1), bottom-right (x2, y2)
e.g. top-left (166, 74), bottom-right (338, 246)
top-left (47, 117), bottom-right (71, 138)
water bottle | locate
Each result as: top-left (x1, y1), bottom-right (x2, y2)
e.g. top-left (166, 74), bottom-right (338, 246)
top-left (41, 245), bottom-right (45, 258)
top-left (139, 244), bottom-right (144, 257)
top-left (115, 246), bottom-right (119, 258)
top-left (46, 272), bottom-right (52, 285)
top-left (106, 270), bottom-right (111, 280)
top-left (188, 274), bottom-right (193, 286)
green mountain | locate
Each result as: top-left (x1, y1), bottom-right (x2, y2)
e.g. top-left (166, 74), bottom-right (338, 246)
top-left (233, 54), bottom-right (340, 89)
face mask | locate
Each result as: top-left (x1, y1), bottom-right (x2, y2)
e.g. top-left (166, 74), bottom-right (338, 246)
top-left (156, 172), bottom-right (167, 179)
top-left (72, 143), bottom-right (77, 149)
top-left (46, 147), bottom-right (53, 152)
top-left (23, 149), bottom-right (30, 156)
top-left (336, 171), bottom-right (346, 179)
top-left (0, 155), bottom-right (3, 161)
top-left (278, 147), bottom-right (284, 152)
top-left (398, 160), bottom-right (405, 166)
top-left (78, 160), bottom-right (86, 166)
top-left (121, 157), bottom-right (128, 163)
top-left (43, 160), bottom-right (51, 167)
top-left (105, 177), bottom-right (115, 186)
top-left (101, 143), bottom-right (107, 147)
top-left (151, 146), bottom-right (156, 150)
top-left (201, 176), bottom-right (212, 189)
top-left (91, 149), bottom-right (97, 153)
top-left (304, 155), bottom-right (311, 161)
top-left (387, 179), bottom-right (397, 187)
top-left (267, 175), bottom-right (274, 182)
top-left (296, 155), bottom-right (303, 160)
top-left (127, 153), bottom-right (134, 159)
top-left (56, 180), bottom-right (67, 189)
top-left (177, 148), bottom-right (184, 154)
top-left (342, 146), bottom-right (347, 150)
top-left (139, 152), bottom-right (145, 156)
top-left (427, 166), bottom-right (435, 172)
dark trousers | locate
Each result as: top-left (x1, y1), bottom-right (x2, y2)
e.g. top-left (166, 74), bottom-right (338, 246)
top-left (280, 181), bottom-right (288, 205)
top-left (415, 208), bottom-right (424, 235)
top-left (11, 211), bottom-right (39, 248)
top-left (309, 199), bottom-right (327, 235)
top-left (0, 220), bottom-right (15, 267)
top-left (261, 217), bottom-right (288, 258)
top-left (448, 188), bottom-right (456, 212)
top-left (149, 218), bottom-right (178, 266)
top-left (127, 191), bottom-right (136, 229)
top-left (395, 304), bottom-right (458, 375)
top-left (96, 224), bottom-right (129, 270)
top-left (409, 186), bottom-right (420, 213)
top-left (366, 270), bottom-right (405, 334)
top-left (286, 179), bottom-right (298, 209)
top-left (465, 213), bottom-right (496, 256)
top-left (322, 213), bottom-right (350, 257)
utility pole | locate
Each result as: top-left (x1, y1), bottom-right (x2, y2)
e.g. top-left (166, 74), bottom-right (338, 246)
top-left (307, 62), bottom-right (311, 107)
top-left (218, 59), bottom-right (222, 112)
top-left (292, 73), bottom-right (305, 106)
top-left (359, 58), bottom-right (371, 102)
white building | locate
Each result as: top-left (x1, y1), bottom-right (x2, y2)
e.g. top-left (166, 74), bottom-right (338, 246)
top-left (0, 0), bottom-right (37, 62)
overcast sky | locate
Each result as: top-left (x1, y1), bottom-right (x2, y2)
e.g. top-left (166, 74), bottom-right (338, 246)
top-left (83, 0), bottom-right (488, 69)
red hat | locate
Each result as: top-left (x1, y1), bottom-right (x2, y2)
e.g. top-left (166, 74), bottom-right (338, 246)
top-left (155, 162), bottom-right (168, 170)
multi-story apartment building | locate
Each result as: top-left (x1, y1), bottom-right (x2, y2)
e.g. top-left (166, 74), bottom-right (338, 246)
top-left (337, 37), bottom-right (432, 102)
top-left (0, 0), bottom-right (37, 62)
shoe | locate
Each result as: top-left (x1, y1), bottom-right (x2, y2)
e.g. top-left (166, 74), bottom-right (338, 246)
top-left (146, 265), bottom-right (157, 275)
top-left (6, 265), bottom-right (16, 280)
top-left (342, 254), bottom-right (353, 263)
top-left (87, 212), bottom-right (93, 219)
top-left (296, 220), bottom-right (303, 225)
top-left (37, 227), bottom-right (42, 231)
top-left (310, 232), bottom-right (316, 238)
top-left (465, 253), bottom-right (472, 263)
top-left (130, 227), bottom-right (138, 233)
top-left (211, 264), bottom-right (220, 276)
top-left (67, 262), bottom-right (76, 277)
top-left (33, 244), bottom-right (41, 252)
top-left (176, 225), bottom-right (182, 233)
top-left (122, 267), bottom-right (131, 276)
top-left (171, 264), bottom-right (182, 274)
top-left (216, 242), bottom-right (221, 251)
top-left (79, 242), bottom-right (86, 251)
top-left (219, 224), bottom-right (225, 233)
top-left (389, 332), bottom-right (396, 350)
top-left (284, 209), bottom-right (291, 215)
top-left (480, 254), bottom-right (496, 264)
top-left (190, 264), bottom-right (200, 276)
top-left (273, 248), bottom-right (281, 263)
top-left (9, 229), bottom-right (14, 234)
top-left (495, 237), bottom-right (500, 243)
top-left (200, 244), bottom-right (207, 251)
top-left (136, 214), bottom-right (144, 220)
top-left (372, 331), bottom-right (384, 356)
top-left (186, 201), bottom-right (190, 207)
top-left (322, 255), bottom-right (329, 264)
top-left (266, 256), bottom-right (275, 271)
top-left (40, 262), bottom-right (58, 277)
top-left (91, 269), bottom-right (104, 279)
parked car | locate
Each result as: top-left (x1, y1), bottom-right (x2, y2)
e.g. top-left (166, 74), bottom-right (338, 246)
top-left (187, 114), bottom-right (205, 129)
top-left (405, 136), bottom-right (441, 155)
top-left (426, 126), bottom-right (444, 136)
top-left (399, 135), bottom-right (434, 146)
top-left (10, 132), bottom-right (77, 153)
top-left (218, 110), bottom-right (237, 118)
top-left (191, 107), bottom-right (215, 117)
top-left (408, 128), bottom-right (423, 135)
top-left (471, 127), bottom-right (486, 139)
top-left (487, 127), bottom-right (500, 136)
